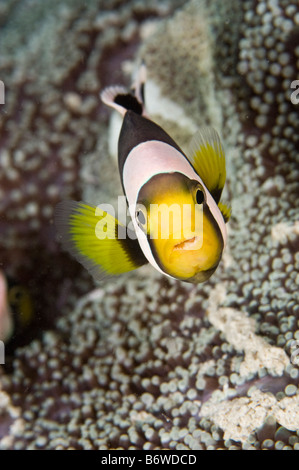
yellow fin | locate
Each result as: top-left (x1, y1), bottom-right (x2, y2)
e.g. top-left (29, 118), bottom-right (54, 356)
top-left (218, 201), bottom-right (231, 223)
top-left (54, 201), bottom-right (147, 281)
top-left (186, 127), bottom-right (226, 203)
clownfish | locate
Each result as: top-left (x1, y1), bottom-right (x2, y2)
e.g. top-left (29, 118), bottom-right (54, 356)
top-left (0, 271), bottom-right (33, 343)
top-left (55, 65), bottom-right (231, 283)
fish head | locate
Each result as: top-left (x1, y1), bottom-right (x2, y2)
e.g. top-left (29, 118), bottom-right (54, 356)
top-left (135, 172), bottom-right (225, 282)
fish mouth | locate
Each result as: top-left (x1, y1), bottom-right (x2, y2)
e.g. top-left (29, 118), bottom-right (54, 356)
top-left (173, 236), bottom-right (202, 252)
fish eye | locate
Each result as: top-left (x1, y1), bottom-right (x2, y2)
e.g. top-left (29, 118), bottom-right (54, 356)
top-left (195, 188), bottom-right (204, 205)
top-left (136, 207), bottom-right (146, 228)
top-left (8, 286), bottom-right (24, 304)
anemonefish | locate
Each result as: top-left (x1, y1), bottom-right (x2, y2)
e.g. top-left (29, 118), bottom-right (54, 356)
top-left (0, 270), bottom-right (33, 342)
top-left (55, 65), bottom-right (231, 283)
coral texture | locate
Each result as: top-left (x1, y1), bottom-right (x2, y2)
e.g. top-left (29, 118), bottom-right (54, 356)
top-left (0, 0), bottom-right (299, 450)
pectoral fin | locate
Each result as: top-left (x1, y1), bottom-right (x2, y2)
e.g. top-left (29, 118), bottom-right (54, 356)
top-left (186, 126), bottom-right (226, 204)
top-left (218, 201), bottom-right (231, 223)
top-left (54, 201), bottom-right (147, 281)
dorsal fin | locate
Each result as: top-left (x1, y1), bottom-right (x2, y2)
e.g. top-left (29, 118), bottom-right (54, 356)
top-left (186, 126), bottom-right (226, 203)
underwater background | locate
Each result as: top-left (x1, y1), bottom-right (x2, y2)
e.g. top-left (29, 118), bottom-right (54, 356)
top-left (0, 0), bottom-right (298, 450)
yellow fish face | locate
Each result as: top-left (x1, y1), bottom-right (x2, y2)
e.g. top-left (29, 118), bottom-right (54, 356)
top-left (8, 284), bottom-right (33, 329)
top-left (135, 172), bottom-right (224, 282)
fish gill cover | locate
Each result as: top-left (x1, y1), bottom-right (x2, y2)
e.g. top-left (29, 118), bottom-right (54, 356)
top-left (0, 0), bottom-right (298, 450)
